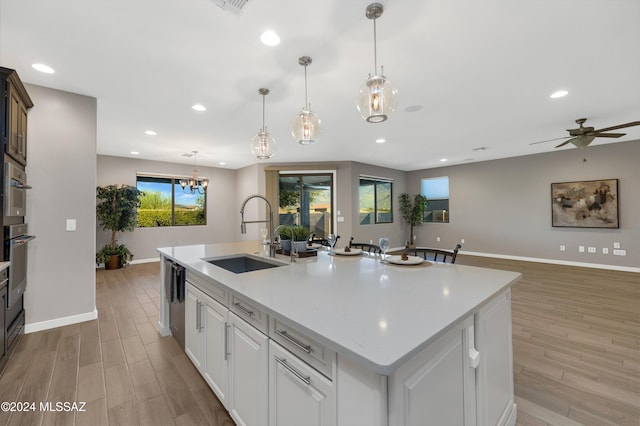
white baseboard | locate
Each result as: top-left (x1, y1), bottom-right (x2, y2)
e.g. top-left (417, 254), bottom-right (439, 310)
top-left (25, 308), bottom-right (98, 334)
top-left (461, 250), bottom-right (640, 273)
top-left (95, 257), bottom-right (160, 269)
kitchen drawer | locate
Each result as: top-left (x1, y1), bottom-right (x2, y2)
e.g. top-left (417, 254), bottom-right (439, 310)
top-left (186, 270), bottom-right (227, 306)
top-left (270, 317), bottom-right (336, 380)
top-left (230, 293), bottom-right (269, 334)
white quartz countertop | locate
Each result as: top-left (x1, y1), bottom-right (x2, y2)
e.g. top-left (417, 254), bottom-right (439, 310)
top-left (158, 241), bottom-right (521, 374)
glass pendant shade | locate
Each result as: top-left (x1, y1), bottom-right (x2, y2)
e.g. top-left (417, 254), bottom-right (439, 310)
top-left (358, 74), bottom-right (397, 123)
top-left (252, 88), bottom-right (275, 159)
top-left (250, 129), bottom-right (276, 159)
top-left (291, 109), bottom-right (320, 144)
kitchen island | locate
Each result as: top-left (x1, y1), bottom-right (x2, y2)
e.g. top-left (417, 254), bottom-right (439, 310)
top-left (158, 241), bottom-right (520, 426)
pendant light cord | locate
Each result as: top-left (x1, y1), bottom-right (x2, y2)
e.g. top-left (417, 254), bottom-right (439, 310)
top-left (304, 64), bottom-right (309, 110)
top-left (262, 93), bottom-right (266, 132)
top-left (373, 16), bottom-right (378, 75)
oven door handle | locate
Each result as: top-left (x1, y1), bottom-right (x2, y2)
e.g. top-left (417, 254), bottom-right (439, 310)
top-left (11, 235), bottom-right (36, 245)
top-left (10, 182), bottom-right (32, 190)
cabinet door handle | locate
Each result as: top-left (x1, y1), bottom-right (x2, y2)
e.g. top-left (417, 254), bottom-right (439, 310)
top-left (275, 356), bottom-right (310, 385)
top-left (468, 325), bottom-right (480, 369)
top-left (224, 323), bottom-right (231, 360)
top-left (199, 301), bottom-right (205, 332)
top-left (233, 302), bottom-right (254, 317)
top-left (195, 300), bottom-right (200, 330)
top-left (275, 329), bottom-right (312, 354)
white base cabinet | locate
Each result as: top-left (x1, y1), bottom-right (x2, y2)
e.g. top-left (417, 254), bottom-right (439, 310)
top-left (229, 311), bottom-right (269, 426)
top-left (269, 340), bottom-right (335, 426)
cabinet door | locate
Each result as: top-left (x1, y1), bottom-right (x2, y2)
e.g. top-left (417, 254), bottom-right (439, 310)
top-left (18, 103), bottom-right (27, 162)
top-left (475, 290), bottom-right (516, 426)
top-left (203, 295), bottom-right (230, 407)
top-left (8, 87), bottom-right (21, 158)
top-left (185, 284), bottom-right (204, 370)
top-left (389, 316), bottom-right (476, 426)
top-left (269, 340), bottom-right (335, 426)
top-left (228, 311), bottom-right (268, 426)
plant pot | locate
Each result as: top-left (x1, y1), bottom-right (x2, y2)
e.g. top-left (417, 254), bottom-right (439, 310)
top-left (293, 241), bottom-right (308, 254)
top-left (280, 240), bottom-right (292, 252)
top-left (105, 255), bottom-right (122, 270)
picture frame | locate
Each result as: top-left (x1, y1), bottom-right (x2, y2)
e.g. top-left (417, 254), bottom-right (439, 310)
top-left (551, 179), bottom-right (619, 228)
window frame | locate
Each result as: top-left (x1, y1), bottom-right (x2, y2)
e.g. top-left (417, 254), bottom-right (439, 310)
top-left (421, 176), bottom-right (449, 223)
top-left (136, 174), bottom-right (207, 227)
top-left (359, 176), bottom-right (394, 225)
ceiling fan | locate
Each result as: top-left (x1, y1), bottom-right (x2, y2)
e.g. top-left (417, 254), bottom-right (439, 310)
top-left (530, 118), bottom-right (640, 149)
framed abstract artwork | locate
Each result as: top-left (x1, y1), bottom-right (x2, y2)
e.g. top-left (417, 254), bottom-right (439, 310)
top-left (551, 179), bottom-right (619, 228)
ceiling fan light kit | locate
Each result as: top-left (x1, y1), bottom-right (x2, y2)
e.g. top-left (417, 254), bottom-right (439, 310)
top-left (530, 118), bottom-right (640, 149)
top-left (357, 3), bottom-right (398, 123)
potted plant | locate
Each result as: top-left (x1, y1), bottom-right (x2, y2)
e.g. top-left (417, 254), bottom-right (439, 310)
top-left (398, 193), bottom-right (428, 248)
top-left (279, 226), bottom-right (310, 254)
top-left (96, 184), bottom-right (143, 269)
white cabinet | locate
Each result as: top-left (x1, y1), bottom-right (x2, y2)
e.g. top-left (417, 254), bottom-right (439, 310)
top-left (475, 289), bottom-right (516, 426)
top-left (203, 293), bottom-right (231, 406)
top-left (185, 284), bottom-right (204, 370)
top-left (269, 340), bottom-right (335, 426)
top-left (389, 315), bottom-right (477, 426)
top-left (228, 311), bottom-right (269, 426)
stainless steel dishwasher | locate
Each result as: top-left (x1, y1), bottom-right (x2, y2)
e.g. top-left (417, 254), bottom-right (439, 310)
top-left (164, 259), bottom-right (186, 349)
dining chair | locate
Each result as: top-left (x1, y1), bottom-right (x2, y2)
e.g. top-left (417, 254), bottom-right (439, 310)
top-left (348, 237), bottom-right (382, 254)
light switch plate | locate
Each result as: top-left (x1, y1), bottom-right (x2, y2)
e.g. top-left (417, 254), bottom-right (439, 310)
top-left (578, 246), bottom-right (585, 253)
top-left (66, 219), bottom-right (77, 231)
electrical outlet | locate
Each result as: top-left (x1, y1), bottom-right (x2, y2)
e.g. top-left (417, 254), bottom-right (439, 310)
top-left (560, 245), bottom-right (565, 251)
top-left (588, 247), bottom-right (596, 253)
top-left (437, 237), bottom-right (441, 242)
top-left (602, 248), bottom-right (609, 254)
top-left (578, 246), bottom-right (585, 253)
top-left (66, 219), bottom-right (77, 231)
top-left (461, 238), bottom-right (465, 244)
top-left (613, 249), bottom-right (627, 256)
top-left (613, 242), bottom-right (620, 249)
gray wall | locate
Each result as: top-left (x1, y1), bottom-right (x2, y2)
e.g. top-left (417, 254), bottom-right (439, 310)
top-left (408, 141), bottom-right (639, 269)
top-left (25, 84), bottom-right (97, 330)
top-left (97, 155), bottom-right (238, 260)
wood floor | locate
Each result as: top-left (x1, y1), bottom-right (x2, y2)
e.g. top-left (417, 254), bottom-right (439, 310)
top-left (0, 256), bottom-right (637, 425)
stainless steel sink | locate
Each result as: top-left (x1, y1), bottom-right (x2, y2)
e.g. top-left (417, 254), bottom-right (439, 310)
top-left (204, 255), bottom-right (285, 274)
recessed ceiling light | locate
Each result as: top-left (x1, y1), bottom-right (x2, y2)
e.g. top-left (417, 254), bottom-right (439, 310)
top-left (219, 161), bottom-right (227, 166)
top-left (32, 63), bottom-right (55, 74)
top-left (144, 130), bottom-right (157, 136)
top-left (260, 31), bottom-right (280, 46)
top-left (440, 158), bottom-right (447, 162)
top-left (376, 138), bottom-right (386, 144)
top-left (192, 104), bottom-right (206, 112)
top-left (550, 90), bottom-right (568, 99)
top-left (130, 151), bottom-right (140, 155)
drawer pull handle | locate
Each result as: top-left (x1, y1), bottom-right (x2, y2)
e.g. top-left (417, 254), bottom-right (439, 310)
top-left (225, 323), bottom-right (231, 360)
top-left (275, 356), bottom-right (310, 385)
top-left (276, 329), bottom-right (311, 354)
top-left (233, 302), bottom-right (254, 317)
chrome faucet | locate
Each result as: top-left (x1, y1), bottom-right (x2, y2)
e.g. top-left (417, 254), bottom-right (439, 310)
top-left (240, 194), bottom-right (275, 257)
top-left (273, 224), bottom-right (296, 263)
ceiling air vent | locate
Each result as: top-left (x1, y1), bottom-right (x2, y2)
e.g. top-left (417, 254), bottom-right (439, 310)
top-left (211, 0), bottom-right (250, 15)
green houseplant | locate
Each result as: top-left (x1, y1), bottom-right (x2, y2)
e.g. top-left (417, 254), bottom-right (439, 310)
top-left (398, 193), bottom-right (428, 247)
top-left (96, 184), bottom-right (143, 269)
top-left (279, 226), bottom-right (310, 253)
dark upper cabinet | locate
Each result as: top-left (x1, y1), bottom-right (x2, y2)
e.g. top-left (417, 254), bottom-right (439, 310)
top-left (1, 67), bottom-right (33, 166)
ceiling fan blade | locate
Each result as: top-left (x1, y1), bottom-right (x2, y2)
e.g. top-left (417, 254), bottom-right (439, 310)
top-left (555, 138), bottom-right (575, 148)
top-left (593, 132), bottom-right (625, 138)
top-left (529, 136), bottom-right (571, 145)
top-left (594, 121), bottom-right (640, 133)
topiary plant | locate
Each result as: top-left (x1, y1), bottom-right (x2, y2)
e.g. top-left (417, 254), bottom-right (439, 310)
top-left (398, 193), bottom-right (428, 247)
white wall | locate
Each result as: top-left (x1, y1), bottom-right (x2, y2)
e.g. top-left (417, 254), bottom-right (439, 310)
top-left (97, 155), bottom-right (238, 260)
top-left (408, 140), bottom-right (640, 270)
top-left (25, 84), bottom-right (97, 331)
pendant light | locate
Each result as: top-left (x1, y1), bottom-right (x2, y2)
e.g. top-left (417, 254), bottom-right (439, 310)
top-left (251, 88), bottom-right (276, 159)
top-left (179, 151), bottom-right (208, 194)
top-left (291, 56), bottom-right (321, 144)
top-left (357, 3), bottom-right (397, 123)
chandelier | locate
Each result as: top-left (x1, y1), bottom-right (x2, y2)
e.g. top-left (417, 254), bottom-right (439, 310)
top-left (291, 56), bottom-right (321, 144)
top-left (357, 3), bottom-right (397, 123)
top-left (251, 88), bottom-right (276, 159)
top-left (180, 151), bottom-right (208, 194)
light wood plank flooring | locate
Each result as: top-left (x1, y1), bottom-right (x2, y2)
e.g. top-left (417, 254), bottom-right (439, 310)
top-left (0, 256), bottom-right (637, 425)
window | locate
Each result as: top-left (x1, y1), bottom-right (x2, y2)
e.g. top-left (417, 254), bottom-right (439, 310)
top-left (359, 177), bottom-right (393, 224)
top-left (136, 175), bottom-right (206, 227)
top-left (421, 177), bottom-right (449, 223)
top-left (278, 173), bottom-right (333, 238)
